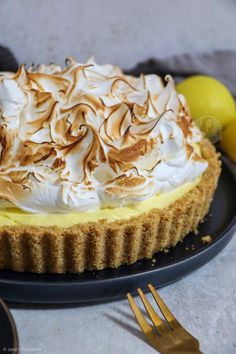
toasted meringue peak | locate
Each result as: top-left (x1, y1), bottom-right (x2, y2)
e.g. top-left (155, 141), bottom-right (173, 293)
top-left (0, 58), bottom-right (208, 213)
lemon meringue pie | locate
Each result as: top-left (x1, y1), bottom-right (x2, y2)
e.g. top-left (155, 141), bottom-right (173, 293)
top-left (0, 58), bottom-right (221, 273)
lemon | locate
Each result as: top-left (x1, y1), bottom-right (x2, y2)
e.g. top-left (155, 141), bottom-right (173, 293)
top-left (176, 75), bottom-right (236, 129)
top-left (193, 115), bottom-right (222, 144)
top-left (221, 120), bottom-right (236, 163)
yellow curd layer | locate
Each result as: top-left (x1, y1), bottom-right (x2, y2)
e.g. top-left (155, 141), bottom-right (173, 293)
top-left (0, 177), bottom-right (201, 227)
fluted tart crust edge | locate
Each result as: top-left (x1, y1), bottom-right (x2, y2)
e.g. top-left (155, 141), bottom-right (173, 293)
top-left (0, 140), bottom-right (221, 273)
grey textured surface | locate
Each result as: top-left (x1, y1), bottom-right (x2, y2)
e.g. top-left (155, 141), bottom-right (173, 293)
top-left (10, 233), bottom-right (236, 354)
top-left (0, 0), bottom-right (236, 69)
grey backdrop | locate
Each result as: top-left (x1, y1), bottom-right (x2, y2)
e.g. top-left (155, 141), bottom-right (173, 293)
top-left (1, 0), bottom-right (236, 69)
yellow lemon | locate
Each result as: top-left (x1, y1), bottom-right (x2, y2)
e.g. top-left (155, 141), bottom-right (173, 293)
top-left (176, 75), bottom-right (236, 129)
top-left (221, 120), bottom-right (236, 163)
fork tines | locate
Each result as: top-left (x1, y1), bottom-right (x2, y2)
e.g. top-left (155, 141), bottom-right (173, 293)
top-left (127, 284), bottom-right (202, 353)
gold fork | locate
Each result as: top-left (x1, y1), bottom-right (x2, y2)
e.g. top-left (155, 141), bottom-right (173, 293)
top-left (127, 284), bottom-right (204, 354)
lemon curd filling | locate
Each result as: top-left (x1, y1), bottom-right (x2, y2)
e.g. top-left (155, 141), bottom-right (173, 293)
top-left (0, 176), bottom-right (201, 227)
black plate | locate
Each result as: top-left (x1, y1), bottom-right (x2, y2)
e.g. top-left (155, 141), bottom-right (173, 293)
top-left (0, 299), bottom-right (18, 353)
top-left (0, 157), bottom-right (235, 304)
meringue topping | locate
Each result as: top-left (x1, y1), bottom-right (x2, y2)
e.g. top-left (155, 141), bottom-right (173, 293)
top-left (0, 58), bottom-right (208, 213)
